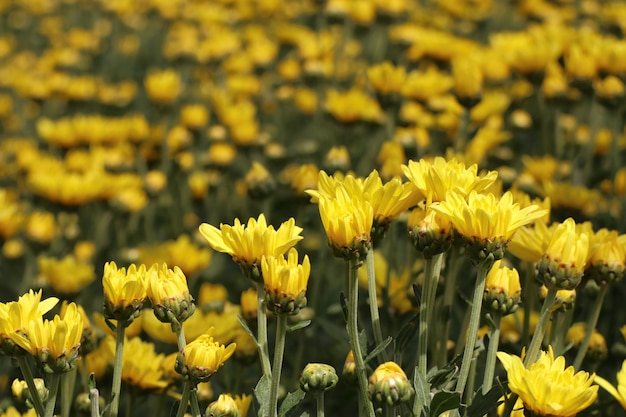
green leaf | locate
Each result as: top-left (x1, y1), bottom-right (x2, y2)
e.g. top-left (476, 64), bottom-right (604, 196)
top-left (395, 314), bottom-right (419, 355)
top-left (288, 320), bottom-right (311, 332)
top-left (253, 375), bottom-right (271, 417)
top-left (364, 336), bottom-right (393, 363)
top-left (428, 390), bottom-right (461, 417)
top-left (413, 366), bottom-right (431, 417)
top-left (427, 355), bottom-right (461, 389)
top-left (237, 315), bottom-right (259, 344)
top-left (466, 385), bottom-right (504, 417)
top-left (278, 388), bottom-right (306, 417)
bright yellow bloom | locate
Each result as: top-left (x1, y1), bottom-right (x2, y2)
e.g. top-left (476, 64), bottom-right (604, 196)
top-left (137, 234), bottom-right (212, 277)
top-left (508, 221), bottom-right (556, 263)
top-left (122, 336), bottom-right (168, 391)
top-left (536, 218), bottom-right (589, 290)
top-left (80, 336), bottom-right (115, 380)
top-left (37, 255), bottom-right (95, 295)
top-left (234, 394), bottom-right (252, 417)
top-left (1, 406), bottom-right (36, 417)
top-left (148, 263), bottom-right (195, 325)
top-left (595, 360), bottom-right (626, 410)
top-left (199, 214), bottom-right (303, 282)
top-left (407, 206), bottom-right (454, 257)
top-left (566, 323), bottom-right (607, 362)
top-left (11, 303), bottom-right (83, 373)
top-left (401, 157), bottom-right (498, 206)
top-left (102, 262), bottom-right (148, 325)
top-left (587, 229), bottom-right (626, 285)
top-left (367, 61), bottom-right (407, 96)
top-left (0, 290), bottom-right (59, 356)
top-left (430, 191), bottom-right (547, 261)
top-left (317, 187), bottom-right (373, 261)
top-left (497, 347), bottom-right (598, 417)
top-left (144, 69), bottom-right (181, 104)
top-left (176, 329), bottom-right (236, 382)
top-left (483, 260), bottom-right (521, 315)
top-left (262, 248), bottom-right (310, 315)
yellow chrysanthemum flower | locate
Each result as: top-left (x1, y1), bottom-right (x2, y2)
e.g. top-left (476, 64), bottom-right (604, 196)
top-left (483, 260), bottom-right (521, 316)
top-left (430, 191), bottom-right (547, 262)
top-left (37, 255), bottom-right (95, 295)
top-left (122, 336), bottom-right (168, 391)
top-left (11, 303), bottom-right (83, 373)
top-left (262, 248), bottom-right (310, 315)
top-left (536, 218), bottom-right (590, 290)
top-left (317, 187), bottom-right (373, 262)
top-left (175, 329), bottom-right (236, 382)
top-left (507, 220), bottom-right (555, 263)
top-left (497, 347), bottom-right (598, 417)
top-left (595, 359), bottom-right (626, 410)
top-left (102, 262), bottom-right (149, 326)
top-left (233, 394), bottom-right (252, 417)
top-left (368, 361), bottom-right (414, 405)
top-left (586, 228), bottom-right (626, 285)
top-left (205, 394), bottom-right (241, 417)
top-left (0, 290), bottom-right (59, 356)
top-left (147, 263), bottom-right (195, 325)
top-left (198, 214), bottom-right (303, 282)
top-left (401, 156), bottom-right (498, 205)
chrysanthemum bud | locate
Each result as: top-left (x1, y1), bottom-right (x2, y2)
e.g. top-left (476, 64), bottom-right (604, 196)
top-left (483, 260), bottom-right (521, 316)
top-left (539, 285), bottom-right (576, 313)
top-left (368, 362), bottom-right (414, 406)
top-left (175, 330), bottom-right (236, 383)
top-left (245, 162), bottom-right (276, 200)
top-left (342, 350), bottom-right (356, 381)
top-left (12, 378), bottom-right (48, 407)
top-left (407, 207), bottom-right (453, 258)
top-left (205, 394), bottom-right (241, 417)
top-left (262, 249), bottom-right (310, 316)
top-left (535, 218), bottom-right (589, 291)
top-left (567, 322), bottom-right (608, 362)
top-left (300, 363), bottom-right (339, 393)
top-left (147, 264), bottom-right (196, 327)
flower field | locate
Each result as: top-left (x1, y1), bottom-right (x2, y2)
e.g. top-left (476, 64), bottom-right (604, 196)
top-left (1, 0), bottom-right (626, 416)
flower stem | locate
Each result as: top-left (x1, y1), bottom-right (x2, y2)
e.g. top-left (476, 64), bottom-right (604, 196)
top-left (573, 284), bottom-right (609, 370)
top-left (454, 257), bottom-right (491, 396)
top-left (269, 315), bottom-right (288, 417)
top-left (16, 356), bottom-right (46, 417)
top-left (523, 286), bottom-right (556, 367)
top-left (366, 249), bottom-right (387, 362)
top-left (417, 253), bottom-right (444, 376)
top-left (348, 259), bottom-right (376, 417)
top-left (316, 393), bottom-right (325, 417)
top-left (175, 381), bottom-right (192, 417)
top-left (44, 373), bottom-right (61, 417)
top-left (90, 387), bottom-right (100, 417)
top-left (482, 313), bottom-right (502, 394)
top-left (256, 281), bottom-right (273, 379)
top-left (61, 368), bottom-right (77, 417)
top-left (189, 387), bottom-right (202, 417)
top-left (108, 324), bottom-right (126, 417)
top-left (438, 247), bottom-right (461, 367)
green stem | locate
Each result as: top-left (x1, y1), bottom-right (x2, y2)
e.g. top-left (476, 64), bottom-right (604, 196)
top-left (521, 262), bottom-right (535, 350)
top-left (256, 282), bottom-right (273, 379)
top-left (482, 314), bottom-right (502, 394)
top-left (90, 388), bottom-right (100, 417)
top-left (523, 287), bottom-right (556, 367)
top-left (16, 356), bottom-right (46, 417)
top-left (366, 249), bottom-right (387, 362)
top-left (316, 393), bottom-right (325, 417)
top-left (417, 253), bottom-right (444, 376)
top-left (269, 315), bottom-right (288, 417)
top-left (573, 284), bottom-right (609, 370)
top-left (454, 257), bottom-right (492, 397)
top-left (190, 387), bottom-right (202, 417)
top-left (175, 322), bottom-right (187, 351)
top-left (61, 368), bottom-right (77, 417)
top-left (44, 373), bottom-right (61, 417)
top-left (107, 324), bottom-right (126, 417)
top-left (175, 381), bottom-right (192, 417)
top-left (348, 259), bottom-right (376, 417)
top-left (438, 247), bottom-right (461, 367)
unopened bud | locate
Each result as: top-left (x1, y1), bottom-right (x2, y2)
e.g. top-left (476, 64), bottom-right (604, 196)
top-left (300, 363), bottom-right (339, 393)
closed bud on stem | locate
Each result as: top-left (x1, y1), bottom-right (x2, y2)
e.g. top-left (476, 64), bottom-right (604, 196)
top-left (407, 207), bottom-right (453, 258)
top-left (300, 363), bottom-right (339, 393)
top-left (12, 378), bottom-right (48, 407)
top-left (368, 362), bottom-right (414, 406)
top-left (205, 394), bottom-right (241, 417)
top-left (342, 350), bottom-right (356, 382)
top-left (148, 264), bottom-right (196, 326)
top-left (245, 162), bottom-right (276, 200)
top-left (539, 285), bottom-right (576, 313)
top-left (483, 260), bottom-right (521, 316)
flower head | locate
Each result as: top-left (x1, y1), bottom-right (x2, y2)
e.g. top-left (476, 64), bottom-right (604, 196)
top-left (368, 361), bottom-right (414, 405)
top-left (102, 262), bottom-right (148, 326)
top-left (122, 337), bottom-right (168, 391)
top-left (536, 218), bottom-right (589, 290)
top-left (199, 214), bottom-right (303, 282)
top-left (11, 303), bottom-right (83, 373)
top-left (401, 157), bottom-right (498, 206)
top-left (300, 363), bottom-right (339, 393)
top-left (497, 347), bottom-right (598, 417)
top-left (262, 248), bottom-right (310, 315)
top-left (205, 394), bottom-right (240, 417)
top-left (0, 290), bottom-right (59, 356)
top-left (147, 263), bottom-right (195, 325)
top-left (431, 191), bottom-right (547, 263)
top-left (176, 329), bottom-right (236, 382)
top-left (483, 260), bottom-right (521, 316)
